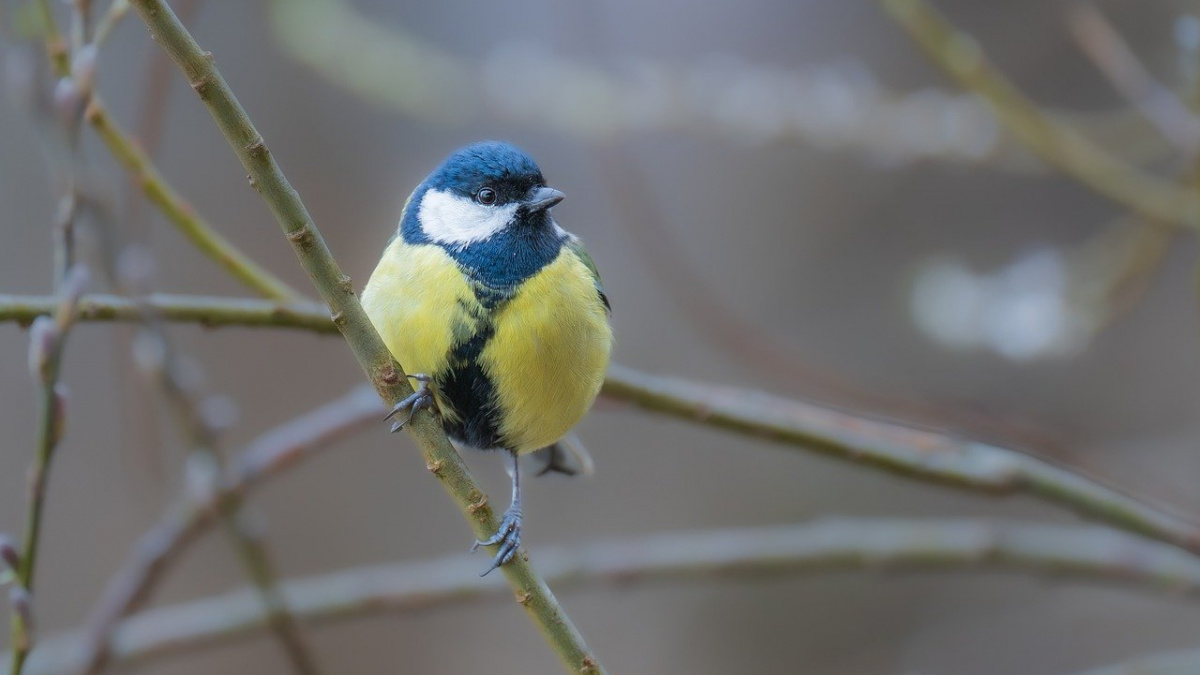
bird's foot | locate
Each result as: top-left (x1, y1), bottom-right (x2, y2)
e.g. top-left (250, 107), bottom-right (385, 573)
top-left (471, 506), bottom-right (522, 576)
top-left (384, 374), bottom-right (435, 433)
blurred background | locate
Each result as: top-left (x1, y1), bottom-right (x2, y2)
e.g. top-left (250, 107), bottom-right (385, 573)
top-left (4, 0), bottom-right (1200, 673)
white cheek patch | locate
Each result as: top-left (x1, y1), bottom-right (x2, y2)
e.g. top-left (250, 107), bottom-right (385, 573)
top-left (417, 188), bottom-right (519, 247)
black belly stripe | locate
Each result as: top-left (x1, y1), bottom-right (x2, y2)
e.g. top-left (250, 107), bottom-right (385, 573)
top-left (437, 284), bottom-right (511, 451)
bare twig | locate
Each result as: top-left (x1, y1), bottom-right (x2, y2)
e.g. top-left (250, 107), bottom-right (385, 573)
top-left (9, 267), bottom-right (88, 675)
top-left (92, 1), bottom-right (130, 47)
top-left (124, 2), bottom-right (606, 672)
top-left (1068, 4), bottom-right (1200, 160)
top-left (71, 386), bottom-right (380, 675)
top-left (125, 304), bottom-right (323, 675)
top-left (18, 518), bottom-right (1200, 674)
top-left (4, 293), bottom-right (1200, 562)
top-left (880, 0), bottom-right (1200, 230)
top-left (0, 293), bottom-right (332, 332)
top-left (32, 3), bottom-right (302, 301)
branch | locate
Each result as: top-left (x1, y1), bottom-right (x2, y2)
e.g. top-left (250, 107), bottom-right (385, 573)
top-left (125, 292), bottom-right (322, 675)
top-left (879, 0), bottom-right (1200, 230)
top-left (1067, 4), bottom-right (1200, 158)
top-left (0, 293), bottom-right (333, 332)
top-left (19, 518), bottom-right (1200, 673)
top-left (5, 293), bottom-right (1200, 563)
top-left (83, 100), bottom-right (301, 300)
top-left (9, 268), bottom-right (87, 674)
top-left (123, 2), bottom-right (606, 673)
top-left (602, 365), bottom-right (1200, 555)
top-left (70, 385), bottom-right (381, 675)
top-left (266, 0), bottom-right (1172, 172)
top-left (33, 2), bottom-right (301, 301)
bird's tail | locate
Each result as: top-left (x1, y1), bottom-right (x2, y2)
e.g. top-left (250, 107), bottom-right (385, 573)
top-left (529, 431), bottom-right (595, 477)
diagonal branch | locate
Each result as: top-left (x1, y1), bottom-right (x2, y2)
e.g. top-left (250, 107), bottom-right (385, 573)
top-left (33, 0), bottom-right (301, 301)
top-left (70, 385), bottom-right (381, 675)
top-left (879, 0), bottom-right (1200, 230)
top-left (18, 518), bottom-right (1200, 674)
top-left (119, 2), bottom-right (605, 672)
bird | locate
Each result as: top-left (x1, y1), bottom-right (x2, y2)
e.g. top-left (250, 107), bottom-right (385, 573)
top-left (362, 141), bottom-right (613, 575)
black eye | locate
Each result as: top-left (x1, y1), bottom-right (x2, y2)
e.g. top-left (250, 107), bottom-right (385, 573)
top-left (476, 187), bottom-right (497, 205)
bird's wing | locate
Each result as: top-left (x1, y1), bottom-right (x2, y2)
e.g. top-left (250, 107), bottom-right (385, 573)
top-left (566, 237), bottom-right (611, 315)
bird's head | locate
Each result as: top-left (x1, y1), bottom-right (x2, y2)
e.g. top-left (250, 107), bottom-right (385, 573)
top-left (408, 141), bottom-right (565, 248)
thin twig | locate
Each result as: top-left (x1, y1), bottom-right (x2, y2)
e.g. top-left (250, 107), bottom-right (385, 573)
top-left (124, 2), bottom-right (606, 672)
top-left (71, 385), bottom-right (380, 675)
top-left (9, 268), bottom-right (88, 675)
top-left (5, 293), bottom-right (1200, 562)
top-left (32, 4), bottom-right (301, 301)
top-left (83, 102), bottom-right (301, 300)
top-left (0, 293), bottom-right (332, 332)
top-left (126, 306), bottom-right (323, 675)
top-left (1067, 4), bottom-right (1200, 160)
top-left (879, 0), bottom-right (1200, 230)
top-left (18, 518), bottom-right (1200, 674)
top-left (92, 0), bottom-right (130, 47)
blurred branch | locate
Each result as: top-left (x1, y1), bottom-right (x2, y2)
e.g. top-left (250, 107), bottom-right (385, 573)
top-left (9, 268), bottom-right (87, 675)
top-left (92, 1), bottom-right (129, 47)
top-left (122, 2), bottom-right (606, 672)
top-left (122, 292), bottom-right (322, 675)
top-left (880, 0), bottom-right (1200, 230)
top-left (6, 294), bottom-right (1200, 565)
top-left (32, 2), bottom-right (301, 301)
top-left (84, 103), bottom-right (301, 300)
top-left (19, 518), bottom-right (1200, 673)
top-left (266, 0), bottom-right (1171, 171)
top-left (1067, 3), bottom-right (1200, 159)
top-left (1069, 647), bottom-right (1200, 675)
top-left (71, 385), bottom-right (380, 675)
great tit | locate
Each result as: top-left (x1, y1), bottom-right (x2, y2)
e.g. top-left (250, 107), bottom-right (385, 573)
top-left (362, 142), bottom-right (613, 574)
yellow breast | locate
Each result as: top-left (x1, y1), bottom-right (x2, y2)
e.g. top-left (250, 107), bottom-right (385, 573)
top-left (362, 238), bottom-right (613, 453)
top-left (362, 239), bottom-right (479, 430)
top-left (482, 249), bottom-right (613, 453)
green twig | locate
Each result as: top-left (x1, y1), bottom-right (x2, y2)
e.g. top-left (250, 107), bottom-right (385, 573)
top-left (83, 99), bottom-right (300, 300)
top-left (5, 292), bottom-right (1200, 563)
top-left (880, 0), bottom-right (1200, 230)
top-left (19, 518), bottom-right (1200, 674)
top-left (123, 1), bottom-right (605, 672)
top-left (0, 293), bottom-right (332, 332)
top-left (33, 1), bottom-right (300, 301)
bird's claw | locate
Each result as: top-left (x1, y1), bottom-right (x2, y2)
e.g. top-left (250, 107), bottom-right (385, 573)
top-left (384, 374), bottom-right (434, 433)
top-left (472, 507), bottom-right (522, 576)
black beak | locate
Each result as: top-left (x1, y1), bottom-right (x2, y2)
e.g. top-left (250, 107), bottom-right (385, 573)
top-left (525, 186), bottom-right (565, 213)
